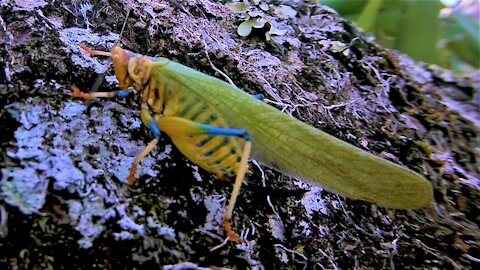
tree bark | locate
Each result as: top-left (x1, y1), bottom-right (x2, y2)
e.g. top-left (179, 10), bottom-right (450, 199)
top-left (0, 1), bottom-right (478, 269)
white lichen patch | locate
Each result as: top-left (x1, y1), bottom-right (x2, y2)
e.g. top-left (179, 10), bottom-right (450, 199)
top-left (1, 167), bottom-right (48, 215)
top-left (147, 216), bottom-right (176, 242)
top-left (1, 92), bottom-right (165, 248)
top-left (117, 212), bottom-right (145, 235)
top-left (13, 0), bottom-right (47, 11)
top-left (292, 179), bottom-right (330, 218)
top-left (59, 27), bottom-right (119, 74)
top-left (300, 186), bottom-right (330, 219)
top-left (59, 101), bottom-right (87, 120)
top-left (68, 197), bottom-right (116, 249)
top-left (298, 220), bottom-right (312, 237)
top-left (268, 215), bottom-right (285, 241)
top-left (199, 194), bottom-right (225, 233)
top-left (188, 164), bottom-right (203, 182)
top-left (119, 113), bottom-right (142, 129)
top-left (48, 156), bottom-right (86, 193)
top-left (113, 231), bottom-right (135, 241)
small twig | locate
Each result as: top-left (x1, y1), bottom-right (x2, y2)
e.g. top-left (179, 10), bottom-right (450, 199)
top-left (251, 160), bottom-right (265, 186)
top-left (266, 196), bottom-right (281, 220)
top-left (163, 262), bottom-right (209, 270)
top-left (62, 6), bottom-right (76, 16)
top-left (263, 99), bottom-right (292, 114)
top-left (318, 249), bottom-right (339, 270)
top-left (0, 14), bottom-right (6, 32)
top-left (197, 229), bottom-right (223, 241)
top-left (0, 205), bottom-right (8, 238)
top-left (36, 10), bottom-right (55, 29)
top-left (416, 239), bottom-right (462, 269)
top-left (464, 254), bottom-right (480, 263)
top-left (383, 238), bottom-right (399, 270)
top-left (248, 219), bottom-right (256, 237)
top-left (210, 237), bottom-right (230, 252)
top-left (336, 194), bottom-right (373, 237)
top-left (274, 244), bottom-right (308, 265)
top-left (202, 41), bottom-right (236, 87)
top-left (259, 78), bottom-right (289, 108)
top-left (251, 161), bottom-right (282, 221)
top-left (79, 3), bottom-right (94, 30)
top-left (322, 99), bottom-right (358, 110)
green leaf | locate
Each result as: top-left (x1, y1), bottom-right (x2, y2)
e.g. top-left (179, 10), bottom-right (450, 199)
top-left (356, 0), bottom-right (384, 32)
top-left (237, 17), bottom-right (266, 37)
top-left (450, 9), bottom-right (480, 45)
top-left (394, 0), bottom-right (442, 64)
top-left (320, 0), bottom-right (368, 15)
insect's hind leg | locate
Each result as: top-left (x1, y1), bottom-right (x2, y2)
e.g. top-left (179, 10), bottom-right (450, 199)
top-left (158, 117), bottom-right (252, 241)
top-left (224, 136), bottom-right (251, 242)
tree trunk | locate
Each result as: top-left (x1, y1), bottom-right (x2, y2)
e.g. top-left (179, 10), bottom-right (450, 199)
top-left (0, 1), bottom-right (478, 269)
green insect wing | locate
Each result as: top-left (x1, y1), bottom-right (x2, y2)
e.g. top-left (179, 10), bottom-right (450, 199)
top-left (154, 59), bottom-right (433, 209)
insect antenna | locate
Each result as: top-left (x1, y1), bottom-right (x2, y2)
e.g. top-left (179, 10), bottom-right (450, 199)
top-left (117, 8), bottom-right (131, 47)
top-left (73, 8), bottom-right (132, 101)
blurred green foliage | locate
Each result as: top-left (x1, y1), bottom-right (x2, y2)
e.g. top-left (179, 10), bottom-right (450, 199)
top-left (321, 0), bottom-right (480, 74)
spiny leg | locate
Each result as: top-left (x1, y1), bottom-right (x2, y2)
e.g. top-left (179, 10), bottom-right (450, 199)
top-left (158, 117), bottom-right (251, 241)
top-left (223, 138), bottom-right (251, 242)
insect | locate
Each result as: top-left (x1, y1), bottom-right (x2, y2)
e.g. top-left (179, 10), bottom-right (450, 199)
top-left (73, 39), bottom-right (433, 241)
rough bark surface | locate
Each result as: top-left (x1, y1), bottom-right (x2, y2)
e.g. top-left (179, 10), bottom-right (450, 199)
top-left (0, 1), bottom-right (478, 269)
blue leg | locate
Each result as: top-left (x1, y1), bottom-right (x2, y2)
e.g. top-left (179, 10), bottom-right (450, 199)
top-left (196, 124), bottom-right (252, 141)
top-left (252, 94), bottom-right (264, 100)
top-left (140, 104), bottom-right (161, 139)
top-left (158, 117), bottom-right (251, 141)
top-left (116, 90), bottom-right (131, 98)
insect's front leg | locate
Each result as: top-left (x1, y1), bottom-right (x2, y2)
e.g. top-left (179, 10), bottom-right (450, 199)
top-left (72, 84), bottom-right (154, 184)
top-left (72, 85), bottom-right (131, 100)
top-left (157, 117), bottom-right (252, 242)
